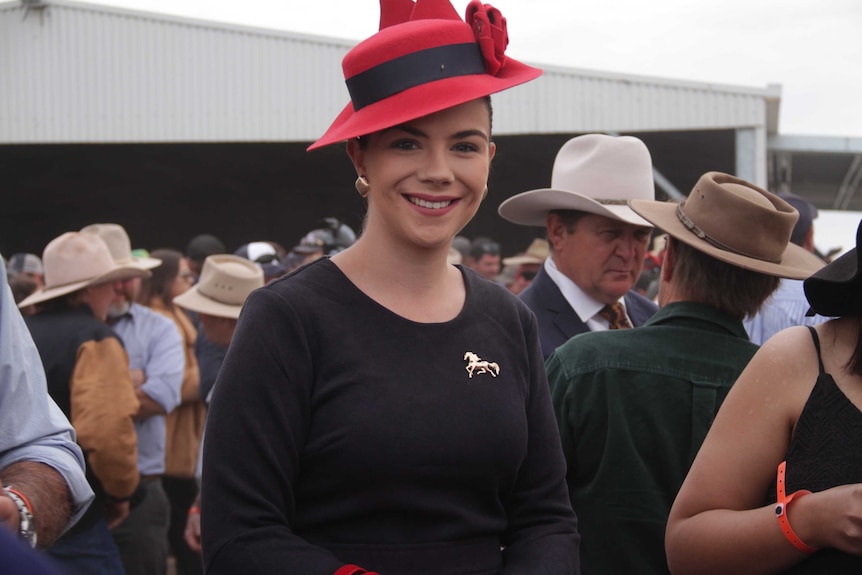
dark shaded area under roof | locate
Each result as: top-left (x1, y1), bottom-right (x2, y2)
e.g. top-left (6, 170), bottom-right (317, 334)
top-left (0, 128), bottom-right (740, 259)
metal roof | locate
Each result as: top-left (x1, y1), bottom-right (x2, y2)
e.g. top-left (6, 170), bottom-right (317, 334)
top-left (1, 0), bottom-right (781, 144)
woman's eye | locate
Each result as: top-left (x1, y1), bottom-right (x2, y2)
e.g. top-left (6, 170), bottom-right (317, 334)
top-left (392, 140), bottom-right (419, 150)
top-left (453, 142), bottom-right (479, 153)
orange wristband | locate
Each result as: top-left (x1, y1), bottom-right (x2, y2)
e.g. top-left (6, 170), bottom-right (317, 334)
top-left (187, 505), bottom-right (201, 516)
top-left (4, 487), bottom-right (34, 515)
top-left (775, 461), bottom-right (816, 554)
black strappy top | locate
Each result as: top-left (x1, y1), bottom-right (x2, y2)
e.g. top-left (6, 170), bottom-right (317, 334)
top-left (770, 326), bottom-right (862, 573)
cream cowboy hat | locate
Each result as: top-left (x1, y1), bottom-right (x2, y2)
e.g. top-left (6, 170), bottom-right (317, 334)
top-left (173, 255), bottom-right (264, 319)
top-left (629, 172), bottom-right (825, 280)
top-left (80, 223), bottom-right (162, 270)
top-left (17, 232), bottom-right (152, 309)
top-left (498, 134), bottom-right (655, 227)
top-left (502, 238), bottom-right (549, 266)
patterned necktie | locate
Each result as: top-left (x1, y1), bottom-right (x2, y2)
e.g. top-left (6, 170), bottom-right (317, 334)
top-left (599, 302), bottom-right (632, 330)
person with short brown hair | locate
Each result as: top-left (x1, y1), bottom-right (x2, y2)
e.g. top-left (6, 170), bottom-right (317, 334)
top-left (546, 172), bottom-right (825, 575)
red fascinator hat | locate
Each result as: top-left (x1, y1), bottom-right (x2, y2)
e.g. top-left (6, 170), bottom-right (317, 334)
top-left (308, 0), bottom-right (542, 151)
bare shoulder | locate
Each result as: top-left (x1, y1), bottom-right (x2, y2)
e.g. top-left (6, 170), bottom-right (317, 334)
top-left (711, 325), bottom-right (821, 440)
top-left (742, 325), bottom-right (821, 393)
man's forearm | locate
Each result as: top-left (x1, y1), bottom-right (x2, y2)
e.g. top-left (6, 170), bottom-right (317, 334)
top-left (1, 461), bottom-right (72, 548)
top-left (135, 388), bottom-right (168, 420)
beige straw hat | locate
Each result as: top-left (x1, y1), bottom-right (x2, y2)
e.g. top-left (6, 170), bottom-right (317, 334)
top-left (173, 255), bottom-right (264, 319)
top-left (80, 223), bottom-right (162, 270)
top-left (18, 232), bottom-right (152, 309)
top-left (502, 239), bottom-right (550, 267)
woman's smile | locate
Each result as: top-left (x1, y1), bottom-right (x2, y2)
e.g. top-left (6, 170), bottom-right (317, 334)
top-left (405, 194), bottom-right (457, 211)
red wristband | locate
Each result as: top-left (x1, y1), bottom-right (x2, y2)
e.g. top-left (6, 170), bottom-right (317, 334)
top-left (187, 505), bottom-right (201, 516)
top-left (775, 460), bottom-right (816, 554)
top-left (333, 566), bottom-right (366, 575)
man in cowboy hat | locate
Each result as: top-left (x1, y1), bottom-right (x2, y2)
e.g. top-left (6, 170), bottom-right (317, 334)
top-left (174, 254), bottom-right (264, 364)
top-left (498, 133), bottom-right (660, 359)
top-left (81, 223), bottom-right (184, 575)
top-left (546, 172), bottom-right (825, 575)
top-left (20, 231), bottom-right (146, 573)
top-left (498, 238), bottom-right (549, 295)
top-left (0, 254), bottom-right (94, 550)
top-left (172, 254), bottom-right (264, 557)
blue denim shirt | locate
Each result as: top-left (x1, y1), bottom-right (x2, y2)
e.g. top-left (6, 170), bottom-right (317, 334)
top-left (548, 301), bottom-right (759, 575)
top-left (0, 257), bottom-right (94, 533)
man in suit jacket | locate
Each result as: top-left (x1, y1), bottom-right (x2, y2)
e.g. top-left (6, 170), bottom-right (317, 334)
top-left (499, 134), bottom-right (659, 359)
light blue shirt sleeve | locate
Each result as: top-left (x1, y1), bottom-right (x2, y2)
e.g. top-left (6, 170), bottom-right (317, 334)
top-left (112, 304), bottom-right (184, 475)
top-left (116, 304), bottom-right (184, 413)
top-left (0, 260), bottom-right (94, 533)
top-left (744, 278), bottom-right (831, 345)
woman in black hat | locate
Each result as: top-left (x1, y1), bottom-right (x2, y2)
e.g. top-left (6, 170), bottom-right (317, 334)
top-left (200, 1), bottom-right (579, 574)
top-left (666, 221), bottom-right (862, 574)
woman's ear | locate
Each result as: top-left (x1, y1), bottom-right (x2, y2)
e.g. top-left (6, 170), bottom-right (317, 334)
top-left (346, 138), bottom-right (365, 176)
top-left (489, 140), bottom-right (496, 162)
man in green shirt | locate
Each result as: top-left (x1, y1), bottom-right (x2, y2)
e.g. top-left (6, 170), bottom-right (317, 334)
top-left (547, 172), bottom-right (825, 575)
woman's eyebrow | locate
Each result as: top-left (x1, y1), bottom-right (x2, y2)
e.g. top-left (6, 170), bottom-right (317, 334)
top-left (379, 126), bottom-right (489, 141)
top-left (452, 129), bottom-right (489, 141)
top-left (379, 124), bottom-right (427, 138)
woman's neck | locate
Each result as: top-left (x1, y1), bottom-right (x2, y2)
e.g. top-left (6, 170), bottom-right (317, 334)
top-left (331, 236), bottom-right (465, 323)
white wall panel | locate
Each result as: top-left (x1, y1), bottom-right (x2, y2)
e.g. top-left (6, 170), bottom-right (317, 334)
top-left (1, 0), bottom-right (780, 144)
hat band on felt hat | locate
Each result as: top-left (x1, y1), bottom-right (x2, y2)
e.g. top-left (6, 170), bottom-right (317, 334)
top-left (676, 203), bottom-right (782, 263)
top-left (346, 43), bottom-right (485, 110)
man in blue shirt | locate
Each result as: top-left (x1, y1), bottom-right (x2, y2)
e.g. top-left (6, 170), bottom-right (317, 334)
top-left (82, 224), bottom-right (184, 575)
top-left (0, 254), bottom-right (94, 548)
top-left (744, 191), bottom-right (830, 344)
top-left (547, 173), bottom-right (826, 575)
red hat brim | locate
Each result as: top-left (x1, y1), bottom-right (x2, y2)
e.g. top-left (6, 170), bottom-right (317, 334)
top-left (308, 58), bottom-right (539, 151)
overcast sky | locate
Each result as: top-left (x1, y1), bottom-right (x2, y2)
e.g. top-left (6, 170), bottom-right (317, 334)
top-left (95, 0), bottom-right (862, 138)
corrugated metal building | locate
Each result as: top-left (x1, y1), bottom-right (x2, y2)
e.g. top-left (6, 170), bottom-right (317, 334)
top-left (2, 0), bottom-right (857, 256)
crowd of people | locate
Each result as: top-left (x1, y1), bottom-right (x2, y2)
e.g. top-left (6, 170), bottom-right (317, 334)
top-left (2, 1), bottom-right (861, 574)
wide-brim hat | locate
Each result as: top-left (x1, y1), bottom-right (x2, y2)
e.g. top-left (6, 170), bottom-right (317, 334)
top-left (502, 238), bottom-right (549, 266)
top-left (18, 232), bottom-right (151, 309)
top-left (629, 172), bottom-right (825, 280)
top-left (80, 223), bottom-right (162, 270)
top-left (173, 255), bottom-right (264, 319)
top-left (308, 0), bottom-right (542, 150)
top-left (804, 219), bottom-right (862, 316)
top-left (498, 134), bottom-right (655, 227)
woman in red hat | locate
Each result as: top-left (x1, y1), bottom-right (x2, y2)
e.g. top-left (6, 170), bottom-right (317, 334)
top-left (201, 1), bottom-right (580, 574)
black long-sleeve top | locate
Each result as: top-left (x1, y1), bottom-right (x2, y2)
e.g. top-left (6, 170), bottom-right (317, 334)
top-left (201, 259), bottom-right (580, 574)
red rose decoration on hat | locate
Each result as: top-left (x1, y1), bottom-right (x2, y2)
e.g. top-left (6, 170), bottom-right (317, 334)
top-left (466, 1), bottom-right (508, 76)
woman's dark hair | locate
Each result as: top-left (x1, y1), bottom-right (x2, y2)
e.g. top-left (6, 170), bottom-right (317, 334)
top-left (137, 248), bottom-right (183, 309)
top-left (846, 318), bottom-right (862, 376)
